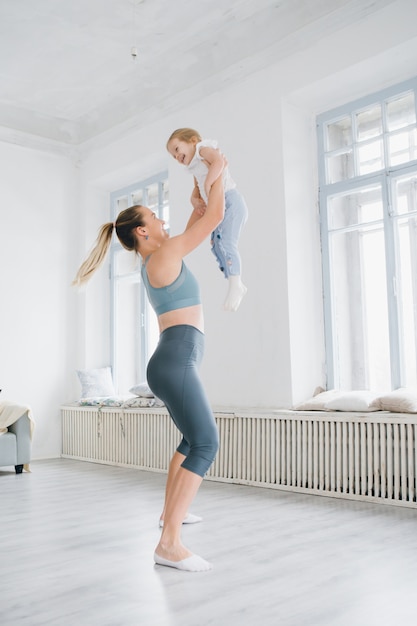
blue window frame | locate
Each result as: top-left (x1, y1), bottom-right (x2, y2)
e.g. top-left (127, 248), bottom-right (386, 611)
top-left (109, 172), bottom-right (169, 393)
top-left (317, 78), bottom-right (417, 391)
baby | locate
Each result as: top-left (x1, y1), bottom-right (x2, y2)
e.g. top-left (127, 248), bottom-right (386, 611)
top-left (167, 128), bottom-right (248, 312)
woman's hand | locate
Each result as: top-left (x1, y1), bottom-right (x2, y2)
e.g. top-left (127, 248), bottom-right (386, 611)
top-left (190, 184), bottom-right (207, 216)
top-left (200, 148), bottom-right (228, 197)
top-left (191, 196), bottom-right (207, 216)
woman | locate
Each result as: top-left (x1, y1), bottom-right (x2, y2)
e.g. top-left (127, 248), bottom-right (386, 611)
top-left (73, 170), bottom-right (226, 572)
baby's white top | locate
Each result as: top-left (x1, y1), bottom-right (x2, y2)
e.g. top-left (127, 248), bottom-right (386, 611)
top-left (186, 139), bottom-right (236, 203)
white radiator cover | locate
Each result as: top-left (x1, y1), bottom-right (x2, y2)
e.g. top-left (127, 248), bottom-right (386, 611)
top-left (61, 406), bottom-right (417, 508)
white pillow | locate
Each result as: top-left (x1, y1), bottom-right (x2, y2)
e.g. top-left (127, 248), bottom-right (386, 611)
top-left (293, 389), bottom-right (341, 411)
top-left (129, 382), bottom-right (154, 398)
top-left (375, 388), bottom-right (417, 413)
top-left (324, 390), bottom-right (380, 412)
top-left (77, 367), bottom-right (115, 399)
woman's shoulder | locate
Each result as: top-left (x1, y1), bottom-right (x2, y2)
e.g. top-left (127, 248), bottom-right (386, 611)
top-left (144, 246), bottom-right (183, 286)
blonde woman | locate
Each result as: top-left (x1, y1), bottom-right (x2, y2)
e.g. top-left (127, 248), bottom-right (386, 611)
top-left (73, 172), bottom-right (226, 572)
top-left (167, 127), bottom-right (248, 312)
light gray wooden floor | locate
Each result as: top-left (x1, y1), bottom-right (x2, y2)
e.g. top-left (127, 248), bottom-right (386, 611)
top-left (1, 459), bottom-right (417, 626)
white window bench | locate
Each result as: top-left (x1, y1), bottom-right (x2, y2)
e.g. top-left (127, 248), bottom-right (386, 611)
top-left (61, 405), bottom-right (417, 509)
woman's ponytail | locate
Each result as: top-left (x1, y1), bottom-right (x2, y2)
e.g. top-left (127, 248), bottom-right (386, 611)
top-left (72, 205), bottom-right (145, 287)
top-left (72, 222), bottom-right (114, 287)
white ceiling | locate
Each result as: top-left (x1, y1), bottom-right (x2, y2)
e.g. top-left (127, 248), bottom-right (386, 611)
top-left (0, 0), bottom-right (396, 145)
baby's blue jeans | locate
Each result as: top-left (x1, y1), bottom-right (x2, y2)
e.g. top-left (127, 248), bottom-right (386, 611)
top-left (211, 188), bottom-right (248, 278)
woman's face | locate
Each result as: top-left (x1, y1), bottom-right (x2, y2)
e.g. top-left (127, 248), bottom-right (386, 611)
top-left (142, 208), bottom-right (168, 241)
top-left (167, 137), bottom-right (197, 166)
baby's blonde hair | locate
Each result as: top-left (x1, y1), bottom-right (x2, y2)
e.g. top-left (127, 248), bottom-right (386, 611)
top-left (166, 127), bottom-right (202, 149)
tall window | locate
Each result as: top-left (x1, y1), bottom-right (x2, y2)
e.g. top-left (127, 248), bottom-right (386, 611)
top-left (110, 173), bottom-right (169, 393)
top-left (317, 78), bottom-right (417, 391)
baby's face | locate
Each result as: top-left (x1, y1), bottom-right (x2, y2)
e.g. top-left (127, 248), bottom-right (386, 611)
top-left (167, 138), bottom-right (196, 166)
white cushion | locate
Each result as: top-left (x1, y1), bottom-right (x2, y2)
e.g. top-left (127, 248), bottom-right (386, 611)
top-left (129, 382), bottom-right (154, 398)
top-left (293, 389), bottom-right (341, 411)
top-left (77, 367), bottom-right (115, 399)
top-left (375, 388), bottom-right (417, 413)
top-left (324, 390), bottom-right (380, 412)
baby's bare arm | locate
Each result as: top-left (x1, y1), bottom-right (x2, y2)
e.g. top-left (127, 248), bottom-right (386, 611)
top-left (199, 146), bottom-right (225, 198)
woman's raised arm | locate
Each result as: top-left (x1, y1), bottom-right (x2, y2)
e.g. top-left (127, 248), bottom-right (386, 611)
top-left (163, 173), bottom-right (225, 260)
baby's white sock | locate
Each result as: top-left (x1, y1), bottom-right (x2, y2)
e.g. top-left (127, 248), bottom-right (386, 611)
top-left (223, 275), bottom-right (247, 312)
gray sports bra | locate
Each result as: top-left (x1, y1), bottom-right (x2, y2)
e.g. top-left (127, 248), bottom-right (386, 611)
top-left (141, 257), bottom-right (201, 316)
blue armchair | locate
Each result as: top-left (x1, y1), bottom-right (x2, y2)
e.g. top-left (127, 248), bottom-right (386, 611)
top-left (0, 411), bottom-right (32, 473)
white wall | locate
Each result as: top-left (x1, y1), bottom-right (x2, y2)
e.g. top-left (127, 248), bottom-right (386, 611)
top-left (3, 0), bottom-right (417, 459)
top-left (0, 142), bottom-right (79, 459)
top-left (78, 0), bottom-right (417, 409)
top-left (77, 85), bottom-right (293, 408)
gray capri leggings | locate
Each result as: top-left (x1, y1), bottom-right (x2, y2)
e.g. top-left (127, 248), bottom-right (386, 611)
top-left (146, 324), bottom-right (219, 478)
